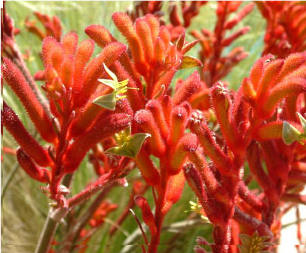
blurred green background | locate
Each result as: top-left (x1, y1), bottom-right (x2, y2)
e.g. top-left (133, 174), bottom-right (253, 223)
top-left (2, 2), bottom-right (266, 253)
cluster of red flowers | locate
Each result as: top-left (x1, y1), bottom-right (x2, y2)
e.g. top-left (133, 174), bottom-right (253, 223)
top-left (2, 2), bottom-right (306, 253)
top-left (257, 1), bottom-right (306, 58)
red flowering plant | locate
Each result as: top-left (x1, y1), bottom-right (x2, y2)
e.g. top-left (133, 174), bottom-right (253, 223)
top-left (190, 1), bottom-right (254, 87)
top-left (256, 1), bottom-right (306, 58)
top-left (2, 2), bottom-right (306, 253)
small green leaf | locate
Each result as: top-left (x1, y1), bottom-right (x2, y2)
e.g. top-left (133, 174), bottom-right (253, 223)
top-left (93, 93), bottom-right (116, 111)
top-left (239, 234), bottom-right (252, 246)
top-left (97, 79), bottom-right (116, 90)
top-left (282, 121), bottom-right (302, 145)
top-left (128, 133), bottom-right (151, 157)
top-left (297, 112), bottom-right (306, 133)
top-left (103, 63), bottom-right (118, 83)
top-left (238, 230), bottom-right (273, 253)
top-left (238, 244), bottom-right (249, 253)
top-left (179, 56), bottom-right (202, 69)
top-left (106, 146), bottom-right (135, 157)
top-left (106, 129), bottom-right (151, 158)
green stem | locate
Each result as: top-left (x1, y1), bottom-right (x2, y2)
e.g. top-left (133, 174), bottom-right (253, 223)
top-left (34, 211), bottom-right (59, 253)
top-left (34, 173), bottom-right (74, 253)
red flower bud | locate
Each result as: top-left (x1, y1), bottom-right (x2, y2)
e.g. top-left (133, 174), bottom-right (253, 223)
top-left (134, 109), bottom-right (166, 157)
top-left (73, 39), bottom-right (95, 93)
top-left (252, 121), bottom-right (283, 141)
top-left (62, 32), bottom-right (78, 56)
top-left (256, 59), bottom-right (284, 101)
top-left (172, 71), bottom-right (201, 105)
top-left (158, 26), bottom-right (170, 50)
top-left (135, 149), bottom-right (160, 186)
top-left (2, 57), bottom-right (56, 143)
top-left (42, 37), bottom-right (64, 72)
top-left (2, 102), bottom-right (52, 167)
top-left (85, 25), bottom-right (115, 48)
top-left (261, 77), bottom-right (306, 119)
top-left (17, 148), bottom-right (50, 183)
top-left (154, 38), bottom-right (166, 64)
top-left (64, 113), bottom-right (131, 171)
top-left (136, 18), bottom-right (154, 63)
top-left (145, 99), bottom-right (169, 140)
top-left (169, 106), bottom-right (188, 147)
top-left (211, 82), bottom-right (243, 154)
top-left (162, 170), bottom-right (185, 214)
top-left (249, 54), bottom-right (274, 90)
top-left (276, 52), bottom-right (306, 83)
top-left (112, 12), bottom-right (147, 75)
top-left (189, 110), bottom-right (233, 176)
top-left (246, 142), bottom-right (279, 206)
top-left (169, 133), bottom-right (198, 175)
top-left (221, 26), bottom-right (250, 47)
top-left (134, 196), bottom-right (156, 235)
top-left (188, 148), bottom-right (230, 205)
top-left (75, 42), bottom-right (126, 107)
top-left (145, 14), bottom-right (159, 43)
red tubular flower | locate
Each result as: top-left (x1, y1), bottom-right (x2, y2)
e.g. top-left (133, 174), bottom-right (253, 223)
top-left (74, 42), bottom-right (127, 107)
top-left (2, 57), bottom-right (56, 143)
top-left (261, 77), bottom-right (306, 118)
top-left (191, 2), bottom-right (254, 86)
top-left (16, 148), bottom-right (50, 183)
top-left (62, 32), bottom-right (78, 56)
top-left (246, 142), bottom-right (279, 207)
top-left (241, 52), bottom-right (306, 121)
top-left (73, 39), bottom-right (95, 93)
top-left (162, 170), bottom-right (185, 214)
top-left (169, 133), bottom-right (198, 175)
top-left (260, 141), bottom-right (289, 194)
top-left (134, 109), bottom-right (166, 157)
top-left (172, 71), bottom-right (201, 105)
top-left (211, 82), bottom-right (244, 154)
top-left (69, 98), bottom-right (109, 138)
top-left (127, 1), bottom-right (163, 21)
top-left (257, 1), bottom-right (306, 58)
top-left (134, 196), bottom-right (156, 235)
top-left (2, 102), bottom-right (52, 167)
top-left (63, 113), bottom-right (131, 172)
top-left (189, 110), bottom-right (233, 176)
top-left (183, 163), bottom-right (225, 227)
top-left (85, 25), bottom-right (115, 47)
top-left (112, 12), bottom-right (147, 75)
top-left (252, 121), bottom-right (283, 141)
top-left (134, 149), bottom-right (160, 186)
top-left (188, 148), bottom-right (230, 205)
top-left (167, 2), bottom-right (207, 40)
top-left (85, 24), bottom-right (141, 85)
top-left (136, 18), bottom-right (154, 63)
top-left (145, 99), bottom-right (169, 139)
top-left (169, 106), bottom-right (188, 147)
top-left (26, 12), bottom-right (62, 41)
